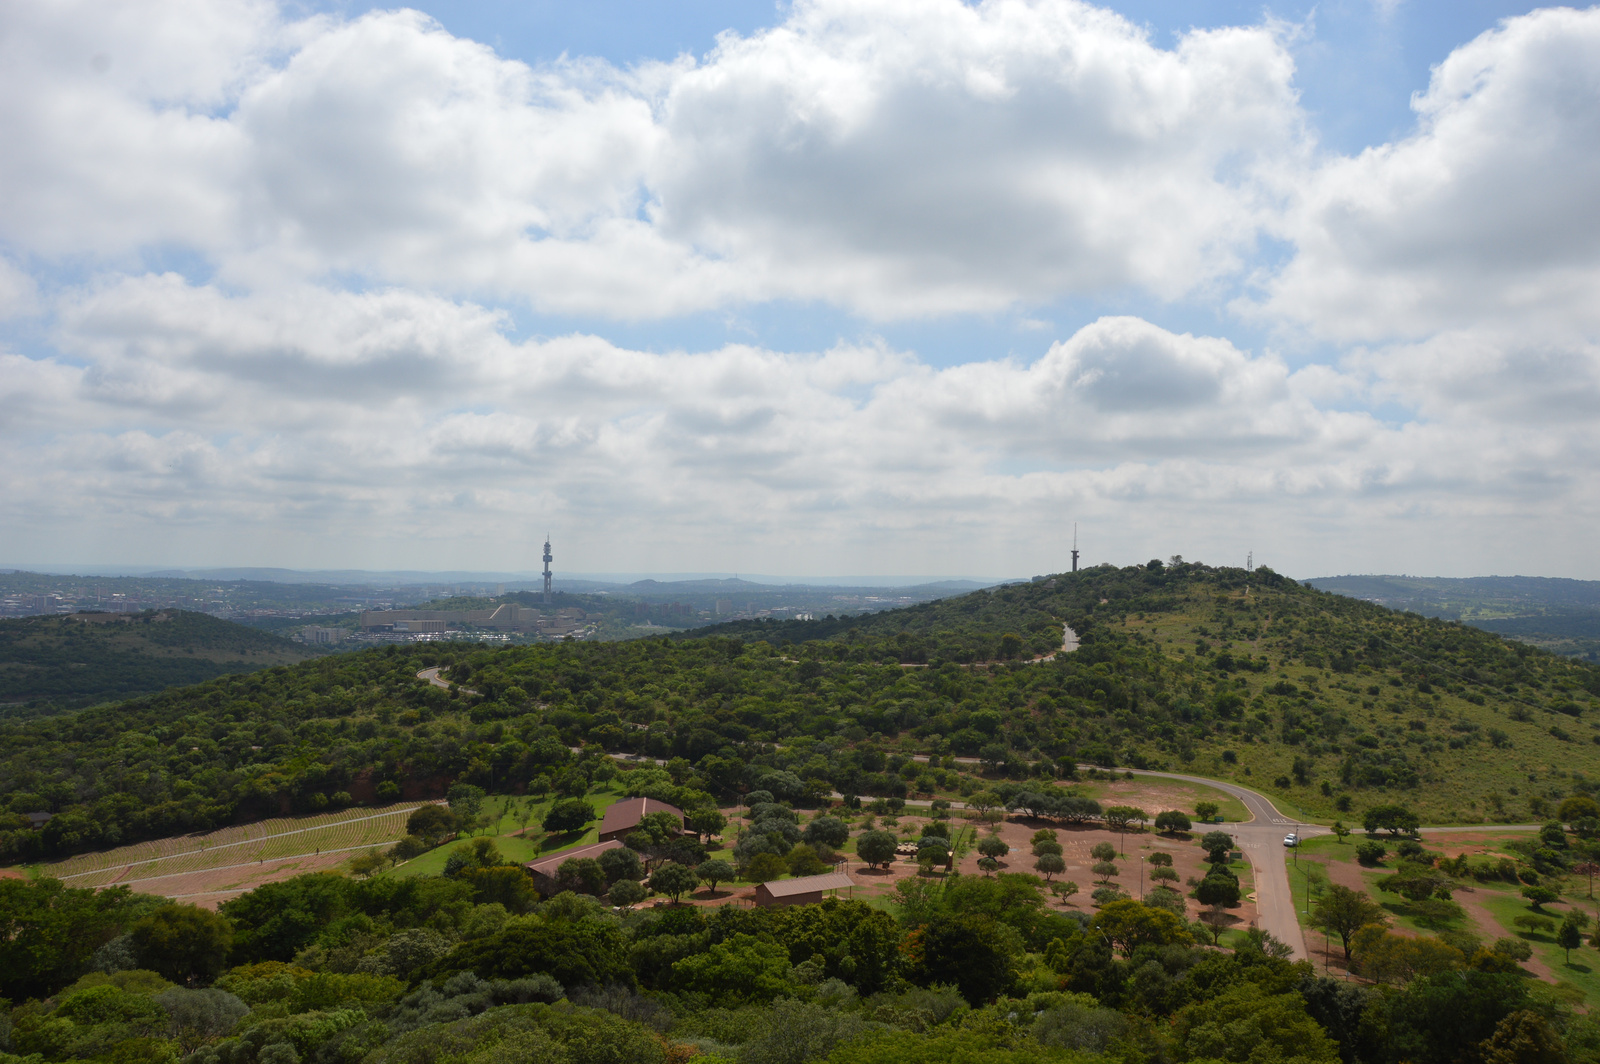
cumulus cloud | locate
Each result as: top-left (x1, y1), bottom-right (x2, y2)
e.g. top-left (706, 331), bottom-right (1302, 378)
top-left (0, 0), bottom-right (1307, 316)
top-left (1259, 6), bottom-right (1600, 340)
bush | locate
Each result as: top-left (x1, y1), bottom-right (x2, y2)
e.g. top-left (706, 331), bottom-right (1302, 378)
top-left (1154, 811), bottom-right (1192, 834)
top-left (543, 799), bottom-right (597, 834)
top-left (1356, 841), bottom-right (1387, 866)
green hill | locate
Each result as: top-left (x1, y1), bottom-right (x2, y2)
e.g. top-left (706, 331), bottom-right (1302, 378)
top-left (4, 563), bottom-right (1600, 863)
top-left (0, 609), bottom-right (316, 715)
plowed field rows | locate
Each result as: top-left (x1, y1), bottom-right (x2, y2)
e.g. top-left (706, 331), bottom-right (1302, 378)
top-left (25, 802), bottom-right (432, 889)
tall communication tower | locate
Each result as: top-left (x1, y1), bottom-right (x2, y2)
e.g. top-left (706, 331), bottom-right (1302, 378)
top-left (542, 535), bottom-right (553, 604)
top-left (1071, 523), bottom-right (1080, 573)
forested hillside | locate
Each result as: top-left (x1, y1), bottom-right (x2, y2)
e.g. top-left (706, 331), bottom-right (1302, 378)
top-left (0, 610), bottom-right (315, 715)
top-left (5, 563), bottom-right (1600, 864)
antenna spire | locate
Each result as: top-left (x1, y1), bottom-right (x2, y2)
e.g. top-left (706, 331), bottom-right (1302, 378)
top-left (1070, 522), bottom-right (1080, 573)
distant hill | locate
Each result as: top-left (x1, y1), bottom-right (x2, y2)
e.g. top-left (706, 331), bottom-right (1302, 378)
top-left (1309, 574), bottom-right (1600, 661)
top-left (0, 609), bottom-right (316, 714)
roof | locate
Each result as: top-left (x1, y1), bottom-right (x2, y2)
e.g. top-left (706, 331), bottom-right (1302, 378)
top-left (756, 871), bottom-right (855, 898)
top-left (599, 797), bottom-right (683, 836)
top-left (524, 839), bottom-right (624, 877)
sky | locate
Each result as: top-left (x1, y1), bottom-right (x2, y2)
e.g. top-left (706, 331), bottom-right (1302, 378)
top-left (2, 0), bottom-right (1598, 581)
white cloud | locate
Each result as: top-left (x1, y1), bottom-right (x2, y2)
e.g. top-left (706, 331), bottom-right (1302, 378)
top-left (1259, 6), bottom-right (1600, 340)
top-left (0, 0), bottom-right (1306, 317)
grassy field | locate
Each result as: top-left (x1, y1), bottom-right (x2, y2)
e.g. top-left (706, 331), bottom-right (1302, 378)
top-left (1075, 776), bottom-right (1251, 824)
top-left (386, 786), bottom-right (632, 878)
top-left (1283, 829), bottom-right (1600, 1004)
top-left (13, 802), bottom-right (427, 893)
top-left (1111, 586), bottom-right (1600, 827)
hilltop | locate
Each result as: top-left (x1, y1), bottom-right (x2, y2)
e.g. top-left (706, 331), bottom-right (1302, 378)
top-left (1311, 573), bottom-right (1600, 661)
top-left (0, 609), bottom-right (316, 715)
top-left (4, 563), bottom-right (1600, 865)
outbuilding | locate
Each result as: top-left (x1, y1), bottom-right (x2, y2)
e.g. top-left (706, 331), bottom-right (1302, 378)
top-left (524, 840), bottom-right (624, 893)
top-left (753, 870), bottom-right (855, 908)
top-left (598, 797), bottom-right (684, 842)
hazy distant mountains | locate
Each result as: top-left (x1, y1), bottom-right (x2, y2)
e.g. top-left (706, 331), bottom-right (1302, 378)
top-left (1309, 574), bottom-right (1600, 660)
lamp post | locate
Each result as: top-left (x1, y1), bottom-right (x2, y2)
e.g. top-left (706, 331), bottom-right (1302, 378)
top-left (1139, 854), bottom-right (1146, 897)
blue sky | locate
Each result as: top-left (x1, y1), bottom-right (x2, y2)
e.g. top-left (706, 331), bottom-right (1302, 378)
top-left (1, 0), bottom-right (1597, 580)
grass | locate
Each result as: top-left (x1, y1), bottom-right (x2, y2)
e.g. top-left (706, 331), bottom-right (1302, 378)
top-left (1073, 776), bottom-right (1251, 824)
top-left (386, 786), bottom-right (631, 878)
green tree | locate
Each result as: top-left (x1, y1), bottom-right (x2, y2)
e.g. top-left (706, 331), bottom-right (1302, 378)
top-left (1364, 804), bottom-right (1421, 837)
top-left (697, 859), bottom-right (736, 894)
top-left (405, 803), bottom-right (457, 843)
top-left (1558, 916), bottom-right (1584, 962)
top-left (1194, 800), bottom-right (1220, 821)
top-left (1154, 810), bottom-right (1192, 834)
top-left (1521, 885), bottom-right (1559, 911)
top-left (977, 835), bottom-right (1009, 862)
top-left (1092, 860), bottom-right (1119, 884)
top-left (1034, 853), bottom-right (1065, 881)
top-left (129, 904), bottom-right (234, 986)
top-left (857, 830), bottom-right (899, 870)
top-left (1091, 899), bottom-right (1192, 956)
top-left (671, 934), bottom-right (793, 1004)
top-left (1196, 873), bottom-right (1240, 908)
top-left (1102, 805), bottom-right (1145, 854)
top-left (649, 862), bottom-right (700, 902)
top-left (448, 782), bottom-right (486, 817)
top-left (1090, 841), bottom-right (1117, 863)
top-left (1174, 982), bottom-right (1339, 1064)
top-left (597, 846), bottom-right (643, 884)
top-left (1200, 831), bottom-right (1234, 863)
top-left (917, 913), bottom-right (1016, 1005)
top-left (609, 878), bottom-right (647, 910)
top-left (745, 853), bottom-right (787, 883)
top-left (685, 807), bottom-right (727, 843)
top-left (543, 798), bottom-right (596, 834)
top-left (1310, 884), bottom-right (1388, 959)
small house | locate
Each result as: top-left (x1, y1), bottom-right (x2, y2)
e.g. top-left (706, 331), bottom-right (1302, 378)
top-left (753, 871), bottom-right (855, 908)
top-left (525, 840), bottom-right (624, 893)
top-left (598, 797), bottom-right (684, 843)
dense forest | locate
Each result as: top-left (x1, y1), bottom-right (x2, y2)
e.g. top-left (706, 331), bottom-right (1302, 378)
top-left (5, 562), bottom-right (1600, 864)
top-left (0, 612), bottom-right (314, 716)
top-left (7, 563), bottom-right (1600, 1062)
top-left (6, 793), bottom-right (1600, 1064)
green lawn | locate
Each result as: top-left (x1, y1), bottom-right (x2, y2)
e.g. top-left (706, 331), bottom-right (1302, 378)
top-left (1073, 777), bottom-right (1251, 824)
top-left (386, 785), bottom-right (631, 878)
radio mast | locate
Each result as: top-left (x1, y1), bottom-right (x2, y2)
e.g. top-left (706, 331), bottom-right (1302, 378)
top-left (542, 535), bottom-right (553, 604)
top-left (1071, 523), bottom-right (1079, 573)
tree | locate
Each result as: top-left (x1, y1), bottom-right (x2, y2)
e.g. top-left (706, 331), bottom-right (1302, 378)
top-left (977, 835), bottom-right (1009, 862)
top-left (686, 807), bottom-right (727, 843)
top-left (447, 782), bottom-right (486, 821)
top-left (1364, 804), bottom-right (1421, 838)
top-left (1521, 885), bottom-right (1560, 911)
top-left (649, 862), bottom-right (700, 902)
top-left (598, 846), bottom-right (644, 884)
top-left (1559, 795), bottom-right (1600, 824)
top-left (129, 904), bottom-right (233, 985)
top-left (1195, 873), bottom-right (1240, 908)
top-left (1050, 881), bottom-right (1079, 905)
top-left (406, 804), bottom-right (457, 843)
top-left (698, 859), bottom-right (736, 894)
top-left (856, 830), bottom-right (899, 870)
top-left (1032, 839), bottom-right (1063, 858)
top-left (543, 798), bottom-right (597, 834)
top-left (608, 878), bottom-right (646, 910)
top-left (1035, 853), bottom-right (1066, 881)
top-left (1149, 851), bottom-right (1173, 867)
top-left (1151, 865), bottom-right (1180, 885)
top-left (1481, 1010), bottom-right (1568, 1064)
top-left (1091, 898), bottom-right (1192, 957)
top-left (1194, 801), bottom-right (1220, 822)
top-left (918, 913), bottom-right (1016, 1005)
top-left (1332, 820), bottom-right (1351, 842)
top-left (1091, 841), bottom-right (1117, 863)
top-left (1092, 861), bottom-right (1119, 884)
top-left (1310, 884), bottom-right (1388, 959)
top-left (556, 857), bottom-right (607, 896)
top-left (802, 815), bottom-right (850, 849)
top-left (977, 856), bottom-right (1000, 876)
top-left (1154, 810), bottom-right (1192, 834)
top-left (1200, 831), bottom-right (1234, 864)
top-left (1558, 917), bottom-right (1584, 963)
top-left (745, 853), bottom-right (787, 883)
top-left (1355, 840), bottom-right (1387, 866)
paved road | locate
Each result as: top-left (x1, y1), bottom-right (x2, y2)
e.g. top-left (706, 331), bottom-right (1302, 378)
top-left (1109, 767), bottom-right (1325, 959)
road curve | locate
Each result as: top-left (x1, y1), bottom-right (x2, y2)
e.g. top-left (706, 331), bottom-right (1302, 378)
top-left (1104, 766), bottom-right (1325, 960)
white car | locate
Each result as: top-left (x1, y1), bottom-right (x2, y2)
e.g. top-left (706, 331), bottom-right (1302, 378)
top-left (1283, 833), bottom-right (1299, 847)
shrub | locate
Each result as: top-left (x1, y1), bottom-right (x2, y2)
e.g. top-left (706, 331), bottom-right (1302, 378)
top-left (1355, 841), bottom-right (1387, 866)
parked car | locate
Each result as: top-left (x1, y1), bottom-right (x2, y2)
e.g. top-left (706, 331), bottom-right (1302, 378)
top-left (1283, 833), bottom-right (1299, 847)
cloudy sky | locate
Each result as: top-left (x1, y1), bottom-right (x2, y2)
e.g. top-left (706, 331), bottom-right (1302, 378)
top-left (3, 0), bottom-right (1598, 581)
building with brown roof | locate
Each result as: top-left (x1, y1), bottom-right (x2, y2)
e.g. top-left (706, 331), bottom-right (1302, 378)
top-left (598, 797), bottom-right (684, 842)
top-left (524, 840), bottom-right (624, 892)
top-left (752, 871), bottom-right (855, 908)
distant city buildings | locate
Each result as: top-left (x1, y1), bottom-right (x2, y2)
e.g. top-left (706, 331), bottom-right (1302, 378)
top-left (359, 604), bottom-right (588, 638)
